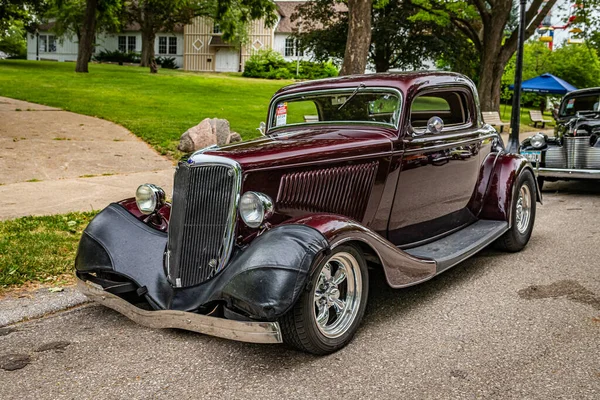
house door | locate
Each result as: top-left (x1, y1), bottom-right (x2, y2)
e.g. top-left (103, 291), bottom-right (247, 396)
top-left (215, 48), bottom-right (239, 72)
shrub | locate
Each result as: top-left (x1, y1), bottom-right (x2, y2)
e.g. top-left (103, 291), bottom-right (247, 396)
top-left (93, 49), bottom-right (141, 64)
top-left (155, 56), bottom-right (178, 69)
top-left (243, 49), bottom-right (338, 80)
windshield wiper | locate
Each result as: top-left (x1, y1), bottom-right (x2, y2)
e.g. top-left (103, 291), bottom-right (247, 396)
top-left (338, 83), bottom-right (366, 111)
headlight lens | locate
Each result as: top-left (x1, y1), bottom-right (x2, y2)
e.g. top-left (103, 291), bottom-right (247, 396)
top-left (239, 191), bottom-right (273, 228)
top-left (135, 184), bottom-right (165, 215)
top-left (530, 133), bottom-right (546, 149)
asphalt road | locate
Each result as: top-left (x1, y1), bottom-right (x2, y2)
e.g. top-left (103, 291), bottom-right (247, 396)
top-left (1, 181), bottom-right (599, 399)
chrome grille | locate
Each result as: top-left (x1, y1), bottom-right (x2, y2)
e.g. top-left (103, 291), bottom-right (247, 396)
top-left (546, 137), bottom-right (600, 169)
top-left (167, 158), bottom-right (240, 287)
top-left (276, 162), bottom-right (378, 221)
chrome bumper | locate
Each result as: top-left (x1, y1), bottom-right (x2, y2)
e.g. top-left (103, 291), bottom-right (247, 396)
top-left (537, 167), bottom-right (600, 180)
top-left (77, 279), bottom-right (283, 344)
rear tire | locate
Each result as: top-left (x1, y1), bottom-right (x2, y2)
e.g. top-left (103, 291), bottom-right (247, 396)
top-left (495, 170), bottom-right (536, 252)
top-left (279, 245), bottom-right (369, 355)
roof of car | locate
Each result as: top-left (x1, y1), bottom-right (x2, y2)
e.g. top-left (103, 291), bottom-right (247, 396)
top-left (562, 87), bottom-right (600, 98)
top-left (275, 71), bottom-right (475, 96)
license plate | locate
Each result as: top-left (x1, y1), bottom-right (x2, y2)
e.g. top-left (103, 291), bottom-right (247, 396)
top-left (521, 150), bottom-right (541, 164)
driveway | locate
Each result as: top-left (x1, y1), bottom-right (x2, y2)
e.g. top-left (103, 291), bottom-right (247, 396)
top-left (0, 181), bottom-right (598, 399)
top-left (0, 97), bottom-right (174, 220)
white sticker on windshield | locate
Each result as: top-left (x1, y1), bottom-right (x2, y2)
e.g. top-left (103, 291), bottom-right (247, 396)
top-left (276, 103), bottom-right (287, 126)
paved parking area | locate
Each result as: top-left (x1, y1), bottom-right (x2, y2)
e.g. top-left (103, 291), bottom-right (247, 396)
top-left (0, 180), bottom-right (598, 399)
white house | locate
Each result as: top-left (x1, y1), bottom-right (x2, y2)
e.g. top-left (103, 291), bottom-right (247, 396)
top-left (26, 1), bottom-right (315, 72)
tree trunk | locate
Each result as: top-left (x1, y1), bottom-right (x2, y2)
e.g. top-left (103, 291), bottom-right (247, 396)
top-left (339, 0), bottom-right (371, 75)
top-left (75, 0), bottom-right (97, 73)
top-left (372, 41), bottom-right (390, 72)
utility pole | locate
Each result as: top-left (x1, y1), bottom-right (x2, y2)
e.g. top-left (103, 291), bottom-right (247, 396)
top-left (507, 0), bottom-right (527, 153)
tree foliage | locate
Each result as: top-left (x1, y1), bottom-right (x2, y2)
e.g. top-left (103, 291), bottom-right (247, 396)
top-left (45, 0), bottom-right (123, 40)
top-left (294, 0), bottom-right (473, 73)
top-left (0, 0), bottom-right (48, 32)
top-left (0, 20), bottom-right (27, 58)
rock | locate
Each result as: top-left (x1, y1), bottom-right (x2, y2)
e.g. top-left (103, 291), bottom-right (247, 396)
top-left (228, 132), bottom-right (242, 144)
top-left (0, 353), bottom-right (31, 371)
top-left (210, 118), bottom-right (231, 146)
top-left (177, 119), bottom-right (217, 153)
top-left (0, 327), bottom-right (17, 337)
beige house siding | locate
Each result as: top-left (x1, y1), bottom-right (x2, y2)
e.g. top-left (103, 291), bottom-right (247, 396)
top-left (184, 17), bottom-right (275, 72)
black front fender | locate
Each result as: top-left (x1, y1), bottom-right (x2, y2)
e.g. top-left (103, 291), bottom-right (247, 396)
top-left (75, 203), bottom-right (329, 321)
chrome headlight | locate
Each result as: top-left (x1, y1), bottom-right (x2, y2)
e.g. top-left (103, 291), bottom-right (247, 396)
top-left (530, 133), bottom-right (546, 149)
top-left (239, 191), bottom-right (273, 228)
top-left (135, 184), bottom-right (166, 215)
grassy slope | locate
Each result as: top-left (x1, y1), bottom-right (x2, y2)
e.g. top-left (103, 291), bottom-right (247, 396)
top-left (0, 212), bottom-right (97, 290)
top-left (0, 60), bottom-right (291, 155)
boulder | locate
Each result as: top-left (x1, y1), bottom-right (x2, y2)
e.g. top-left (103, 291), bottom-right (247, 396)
top-left (228, 132), bottom-right (242, 144)
top-left (177, 119), bottom-right (217, 153)
top-left (210, 118), bottom-right (231, 146)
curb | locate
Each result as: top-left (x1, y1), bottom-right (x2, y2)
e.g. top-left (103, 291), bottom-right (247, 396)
top-left (0, 286), bottom-right (90, 327)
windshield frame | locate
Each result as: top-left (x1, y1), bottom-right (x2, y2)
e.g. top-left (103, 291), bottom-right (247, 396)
top-left (266, 87), bottom-right (404, 133)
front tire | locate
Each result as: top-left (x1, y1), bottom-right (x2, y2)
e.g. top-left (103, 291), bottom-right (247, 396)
top-left (279, 245), bottom-right (369, 355)
top-left (495, 170), bottom-right (536, 252)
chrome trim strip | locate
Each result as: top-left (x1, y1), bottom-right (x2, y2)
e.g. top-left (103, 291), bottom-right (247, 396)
top-left (78, 279), bottom-right (283, 344)
top-left (537, 167), bottom-right (600, 179)
top-left (403, 133), bottom-right (497, 155)
top-left (178, 153), bottom-right (242, 276)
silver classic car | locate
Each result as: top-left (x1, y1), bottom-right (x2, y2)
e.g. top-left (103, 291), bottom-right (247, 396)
top-left (520, 87), bottom-right (600, 188)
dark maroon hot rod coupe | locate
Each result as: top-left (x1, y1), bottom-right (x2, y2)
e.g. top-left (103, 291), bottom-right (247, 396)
top-left (76, 72), bottom-right (540, 354)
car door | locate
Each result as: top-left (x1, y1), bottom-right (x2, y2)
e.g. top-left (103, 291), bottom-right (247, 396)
top-left (388, 86), bottom-right (482, 247)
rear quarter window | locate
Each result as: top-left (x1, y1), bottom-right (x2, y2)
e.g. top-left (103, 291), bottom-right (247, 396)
top-left (410, 91), bottom-right (470, 131)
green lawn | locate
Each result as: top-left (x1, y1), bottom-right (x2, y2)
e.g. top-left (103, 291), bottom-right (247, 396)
top-left (0, 212), bottom-right (97, 291)
top-left (0, 60), bottom-right (292, 156)
top-left (499, 103), bottom-right (556, 131)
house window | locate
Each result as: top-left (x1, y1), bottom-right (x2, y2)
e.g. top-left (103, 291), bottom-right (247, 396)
top-left (213, 24), bottom-right (221, 34)
top-left (158, 37), bottom-right (177, 55)
top-left (284, 37), bottom-right (302, 57)
top-left (127, 36), bottom-right (136, 52)
top-left (118, 36), bottom-right (126, 52)
top-left (39, 35), bottom-right (56, 53)
top-left (118, 36), bottom-right (136, 52)
top-left (168, 37), bottom-right (177, 54)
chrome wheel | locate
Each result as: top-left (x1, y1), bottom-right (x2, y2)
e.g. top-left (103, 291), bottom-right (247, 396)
top-left (515, 184), bottom-right (532, 234)
top-left (313, 252), bottom-right (362, 339)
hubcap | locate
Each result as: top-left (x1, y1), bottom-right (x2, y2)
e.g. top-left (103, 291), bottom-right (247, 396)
top-left (313, 252), bottom-right (362, 338)
top-left (516, 184), bottom-right (532, 234)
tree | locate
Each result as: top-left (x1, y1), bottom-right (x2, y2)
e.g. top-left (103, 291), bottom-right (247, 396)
top-left (339, 0), bottom-right (371, 75)
top-left (127, 0), bottom-right (277, 73)
top-left (410, 0), bottom-right (564, 111)
top-left (0, 20), bottom-right (27, 58)
top-left (44, 0), bottom-right (122, 73)
top-left (294, 0), bottom-right (459, 73)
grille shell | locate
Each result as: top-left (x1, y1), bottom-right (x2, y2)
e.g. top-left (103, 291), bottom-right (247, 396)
top-left (167, 158), bottom-right (241, 288)
top-left (546, 137), bottom-right (600, 169)
top-left (276, 162), bottom-right (379, 221)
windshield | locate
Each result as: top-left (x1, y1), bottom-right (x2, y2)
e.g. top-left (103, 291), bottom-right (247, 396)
top-left (269, 89), bottom-right (402, 130)
top-left (560, 94), bottom-right (600, 117)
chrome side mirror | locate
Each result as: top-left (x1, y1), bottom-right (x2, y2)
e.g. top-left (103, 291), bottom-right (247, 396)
top-left (257, 121), bottom-right (266, 136)
top-left (427, 116), bottom-right (444, 134)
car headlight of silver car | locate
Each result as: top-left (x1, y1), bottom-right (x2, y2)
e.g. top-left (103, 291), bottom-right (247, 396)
top-left (530, 133), bottom-right (546, 149)
top-left (135, 184), bottom-right (166, 215)
top-left (239, 191), bottom-right (273, 228)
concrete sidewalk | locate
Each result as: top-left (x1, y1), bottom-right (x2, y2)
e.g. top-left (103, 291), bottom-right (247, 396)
top-left (0, 97), bottom-right (174, 220)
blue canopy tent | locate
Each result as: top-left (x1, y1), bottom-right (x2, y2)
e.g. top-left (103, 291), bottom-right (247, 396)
top-left (509, 73), bottom-right (577, 94)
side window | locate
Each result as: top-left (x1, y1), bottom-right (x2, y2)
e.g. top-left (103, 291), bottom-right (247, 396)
top-left (410, 90), bottom-right (470, 132)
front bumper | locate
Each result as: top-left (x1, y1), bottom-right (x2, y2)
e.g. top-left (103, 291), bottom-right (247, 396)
top-left (78, 279), bottom-right (283, 344)
top-left (537, 167), bottom-right (600, 179)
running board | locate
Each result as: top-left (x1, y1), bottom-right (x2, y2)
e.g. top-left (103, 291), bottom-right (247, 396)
top-left (404, 220), bottom-right (509, 274)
